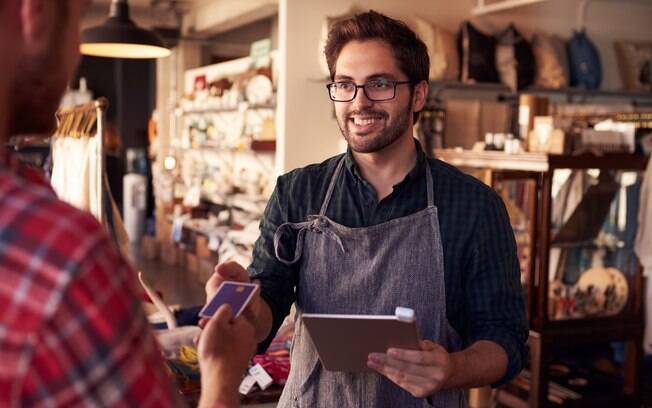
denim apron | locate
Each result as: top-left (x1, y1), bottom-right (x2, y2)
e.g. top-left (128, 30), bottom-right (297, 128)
top-left (273, 157), bottom-right (466, 407)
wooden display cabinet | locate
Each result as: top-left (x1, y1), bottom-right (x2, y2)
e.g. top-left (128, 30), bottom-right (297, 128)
top-left (435, 149), bottom-right (649, 407)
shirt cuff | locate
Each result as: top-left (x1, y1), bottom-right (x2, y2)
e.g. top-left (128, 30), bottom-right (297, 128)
top-left (472, 329), bottom-right (528, 388)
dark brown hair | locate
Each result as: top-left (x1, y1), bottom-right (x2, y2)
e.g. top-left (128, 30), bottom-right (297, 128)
top-left (324, 10), bottom-right (429, 123)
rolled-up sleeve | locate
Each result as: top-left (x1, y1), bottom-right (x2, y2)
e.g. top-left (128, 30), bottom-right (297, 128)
top-left (248, 176), bottom-right (299, 353)
top-left (464, 189), bottom-right (529, 387)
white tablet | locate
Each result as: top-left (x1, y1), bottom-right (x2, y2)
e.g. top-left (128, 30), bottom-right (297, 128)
top-left (301, 307), bottom-right (420, 372)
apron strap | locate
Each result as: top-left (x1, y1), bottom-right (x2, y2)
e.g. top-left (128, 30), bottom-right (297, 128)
top-left (274, 221), bottom-right (312, 265)
top-left (319, 156), bottom-right (345, 216)
top-left (273, 217), bottom-right (346, 265)
top-left (425, 161), bottom-right (434, 207)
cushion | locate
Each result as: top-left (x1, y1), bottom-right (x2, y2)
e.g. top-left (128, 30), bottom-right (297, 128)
top-left (532, 33), bottom-right (569, 89)
top-left (495, 24), bottom-right (535, 90)
top-left (413, 17), bottom-right (459, 81)
top-left (457, 21), bottom-right (500, 84)
top-left (614, 40), bottom-right (652, 91)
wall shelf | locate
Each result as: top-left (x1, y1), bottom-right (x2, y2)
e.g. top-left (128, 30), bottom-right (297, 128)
top-left (428, 81), bottom-right (652, 105)
top-left (472, 0), bottom-right (548, 16)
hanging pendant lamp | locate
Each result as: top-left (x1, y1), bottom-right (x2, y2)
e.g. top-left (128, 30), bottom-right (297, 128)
top-left (81, 0), bottom-right (171, 59)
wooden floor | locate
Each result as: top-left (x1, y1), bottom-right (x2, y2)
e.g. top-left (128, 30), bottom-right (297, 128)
top-left (129, 245), bottom-right (207, 309)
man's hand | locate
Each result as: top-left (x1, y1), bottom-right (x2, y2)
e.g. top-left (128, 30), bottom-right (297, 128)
top-left (368, 339), bottom-right (508, 398)
top-left (197, 304), bottom-right (256, 408)
top-left (367, 340), bottom-right (455, 398)
top-left (205, 261), bottom-right (273, 343)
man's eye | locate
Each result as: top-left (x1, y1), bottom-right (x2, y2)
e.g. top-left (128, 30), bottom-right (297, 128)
top-left (335, 82), bottom-right (355, 90)
top-left (368, 80), bottom-right (392, 89)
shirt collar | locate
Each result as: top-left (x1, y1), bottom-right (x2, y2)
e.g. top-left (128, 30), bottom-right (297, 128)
top-left (344, 138), bottom-right (428, 185)
top-left (1, 147), bottom-right (51, 189)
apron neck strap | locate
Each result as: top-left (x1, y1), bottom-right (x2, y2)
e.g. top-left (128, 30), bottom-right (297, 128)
top-left (319, 155), bottom-right (345, 216)
top-left (425, 161), bottom-right (434, 207)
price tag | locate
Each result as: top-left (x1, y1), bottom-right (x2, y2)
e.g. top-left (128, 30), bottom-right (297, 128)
top-left (239, 374), bottom-right (257, 395)
top-left (249, 363), bottom-right (273, 390)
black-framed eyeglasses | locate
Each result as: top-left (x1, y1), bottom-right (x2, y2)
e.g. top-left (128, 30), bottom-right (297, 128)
top-left (326, 79), bottom-right (411, 102)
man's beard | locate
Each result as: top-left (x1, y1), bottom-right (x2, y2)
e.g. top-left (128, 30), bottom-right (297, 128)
top-left (337, 101), bottom-right (412, 154)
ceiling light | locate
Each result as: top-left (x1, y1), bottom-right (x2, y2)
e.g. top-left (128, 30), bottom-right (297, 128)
top-left (81, 0), bottom-right (171, 59)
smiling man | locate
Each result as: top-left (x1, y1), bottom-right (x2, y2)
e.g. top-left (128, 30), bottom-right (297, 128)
top-left (206, 10), bottom-right (528, 407)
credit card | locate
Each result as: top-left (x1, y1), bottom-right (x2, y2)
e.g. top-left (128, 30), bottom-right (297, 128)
top-left (199, 281), bottom-right (258, 318)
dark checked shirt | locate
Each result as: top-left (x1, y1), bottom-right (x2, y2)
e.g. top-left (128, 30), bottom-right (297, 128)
top-left (0, 151), bottom-right (177, 406)
top-left (249, 139), bottom-right (528, 386)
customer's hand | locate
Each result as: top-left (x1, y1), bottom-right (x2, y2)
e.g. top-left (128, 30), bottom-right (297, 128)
top-left (197, 304), bottom-right (256, 408)
top-left (204, 261), bottom-right (261, 325)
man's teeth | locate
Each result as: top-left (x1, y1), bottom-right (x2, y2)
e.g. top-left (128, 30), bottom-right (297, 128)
top-left (352, 117), bottom-right (381, 126)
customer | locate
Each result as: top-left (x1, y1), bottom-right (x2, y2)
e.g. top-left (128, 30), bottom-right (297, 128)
top-left (0, 1), bottom-right (254, 407)
top-left (206, 10), bottom-right (528, 407)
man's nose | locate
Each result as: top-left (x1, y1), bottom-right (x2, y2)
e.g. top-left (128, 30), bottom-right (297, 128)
top-left (351, 86), bottom-right (373, 110)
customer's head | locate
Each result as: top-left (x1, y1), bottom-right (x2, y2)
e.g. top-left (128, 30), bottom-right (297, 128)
top-left (324, 10), bottom-right (429, 124)
top-left (8, 0), bottom-right (89, 136)
top-left (0, 0), bottom-right (22, 139)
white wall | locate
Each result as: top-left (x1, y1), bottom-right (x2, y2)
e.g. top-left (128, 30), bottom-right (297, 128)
top-left (278, 0), bottom-right (652, 172)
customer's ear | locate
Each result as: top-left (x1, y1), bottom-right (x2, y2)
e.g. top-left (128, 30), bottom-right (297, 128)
top-left (20, 0), bottom-right (54, 53)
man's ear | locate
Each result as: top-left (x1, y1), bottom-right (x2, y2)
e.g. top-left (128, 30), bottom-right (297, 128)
top-left (412, 80), bottom-right (429, 113)
top-left (20, 0), bottom-right (52, 52)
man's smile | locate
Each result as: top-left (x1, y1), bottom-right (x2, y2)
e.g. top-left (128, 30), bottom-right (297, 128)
top-left (347, 112), bottom-right (387, 134)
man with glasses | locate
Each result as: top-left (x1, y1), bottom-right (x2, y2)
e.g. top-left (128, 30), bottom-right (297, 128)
top-left (207, 10), bottom-right (527, 407)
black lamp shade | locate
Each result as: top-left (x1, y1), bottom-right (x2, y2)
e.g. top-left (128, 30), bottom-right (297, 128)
top-left (81, 0), bottom-right (171, 59)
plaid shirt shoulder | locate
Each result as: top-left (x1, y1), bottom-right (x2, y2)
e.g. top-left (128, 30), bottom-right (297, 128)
top-left (0, 166), bottom-right (176, 407)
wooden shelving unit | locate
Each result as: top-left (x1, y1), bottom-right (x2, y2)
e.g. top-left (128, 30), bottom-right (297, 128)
top-left (435, 149), bottom-right (649, 407)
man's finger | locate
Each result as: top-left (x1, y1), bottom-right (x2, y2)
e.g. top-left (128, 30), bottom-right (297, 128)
top-left (385, 347), bottom-right (439, 366)
top-left (419, 339), bottom-right (438, 351)
top-left (198, 317), bottom-right (209, 329)
top-left (199, 304), bottom-right (233, 354)
top-left (213, 304), bottom-right (234, 325)
top-left (368, 353), bottom-right (433, 377)
top-left (367, 359), bottom-right (433, 398)
top-left (215, 261), bottom-right (249, 281)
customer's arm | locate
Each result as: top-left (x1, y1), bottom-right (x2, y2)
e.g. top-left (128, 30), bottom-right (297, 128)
top-left (198, 304), bottom-right (256, 408)
top-left (20, 223), bottom-right (178, 406)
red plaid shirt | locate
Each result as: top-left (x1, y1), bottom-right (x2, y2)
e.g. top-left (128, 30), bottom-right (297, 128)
top-left (0, 151), bottom-right (177, 407)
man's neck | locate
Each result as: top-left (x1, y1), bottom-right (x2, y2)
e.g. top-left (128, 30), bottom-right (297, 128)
top-left (351, 132), bottom-right (417, 201)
